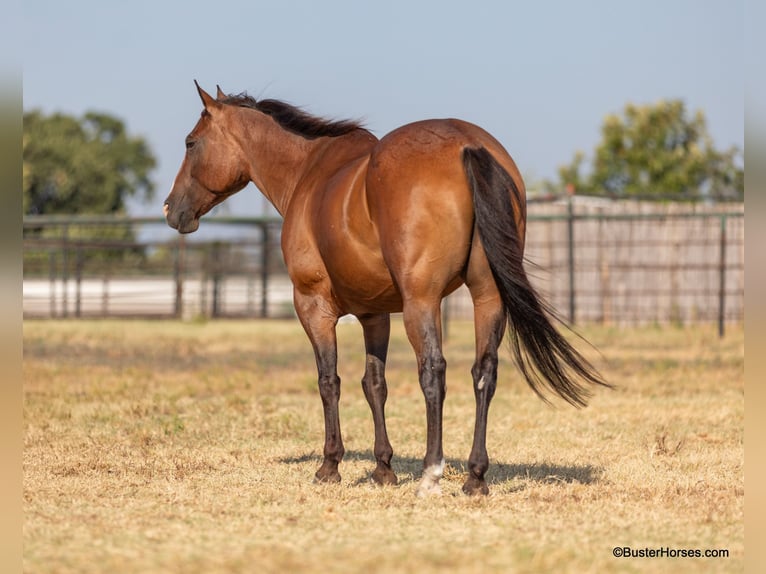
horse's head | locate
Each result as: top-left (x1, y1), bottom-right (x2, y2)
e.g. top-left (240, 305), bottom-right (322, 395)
top-left (163, 82), bottom-right (250, 233)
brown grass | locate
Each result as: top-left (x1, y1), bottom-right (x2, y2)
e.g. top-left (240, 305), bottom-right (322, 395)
top-left (23, 319), bottom-right (743, 573)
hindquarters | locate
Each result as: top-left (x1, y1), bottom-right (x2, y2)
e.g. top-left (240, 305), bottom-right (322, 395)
top-left (365, 119), bottom-right (517, 303)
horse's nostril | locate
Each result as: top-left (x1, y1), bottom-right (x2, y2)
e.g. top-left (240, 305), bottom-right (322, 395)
top-left (163, 203), bottom-right (170, 217)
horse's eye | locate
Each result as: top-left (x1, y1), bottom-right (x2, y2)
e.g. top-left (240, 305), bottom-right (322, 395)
top-left (185, 139), bottom-right (196, 150)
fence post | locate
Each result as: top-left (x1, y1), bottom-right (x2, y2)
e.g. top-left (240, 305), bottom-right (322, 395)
top-left (75, 246), bottom-right (84, 318)
top-left (260, 223), bottom-right (269, 318)
top-left (598, 215), bottom-right (611, 325)
top-left (174, 235), bottom-right (185, 318)
top-left (211, 241), bottom-right (222, 318)
top-left (102, 272), bottom-right (109, 317)
top-left (566, 194), bottom-right (576, 324)
top-left (62, 224), bottom-right (70, 317)
top-left (718, 215), bottom-right (727, 338)
top-left (670, 241), bottom-right (681, 326)
top-left (48, 250), bottom-right (57, 317)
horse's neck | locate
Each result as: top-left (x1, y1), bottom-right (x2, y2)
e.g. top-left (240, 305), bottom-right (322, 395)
top-left (236, 112), bottom-right (320, 216)
top-left (233, 109), bottom-right (377, 216)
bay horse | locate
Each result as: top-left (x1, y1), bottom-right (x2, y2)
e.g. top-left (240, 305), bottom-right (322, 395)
top-left (164, 82), bottom-right (609, 496)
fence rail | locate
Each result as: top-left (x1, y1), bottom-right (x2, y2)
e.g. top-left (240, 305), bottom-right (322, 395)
top-left (22, 200), bottom-right (744, 335)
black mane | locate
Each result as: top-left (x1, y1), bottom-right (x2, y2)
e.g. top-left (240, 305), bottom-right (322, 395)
top-left (221, 93), bottom-right (364, 139)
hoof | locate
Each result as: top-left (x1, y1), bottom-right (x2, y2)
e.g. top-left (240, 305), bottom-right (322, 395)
top-left (462, 476), bottom-right (489, 496)
top-left (416, 459), bottom-right (445, 497)
top-left (314, 471), bottom-right (341, 484)
top-left (415, 480), bottom-right (442, 497)
top-left (314, 461), bottom-right (342, 484)
top-left (371, 464), bottom-right (398, 486)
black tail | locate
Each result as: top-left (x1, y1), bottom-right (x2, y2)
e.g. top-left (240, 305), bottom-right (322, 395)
top-left (463, 146), bottom-right (611, 407)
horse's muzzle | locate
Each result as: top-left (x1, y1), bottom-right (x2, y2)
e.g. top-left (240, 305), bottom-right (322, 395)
top-left (163, 201), bottom-right (200, 234)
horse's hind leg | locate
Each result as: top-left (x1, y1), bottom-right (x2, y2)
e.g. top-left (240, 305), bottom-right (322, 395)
top-left (463, 248), bottom-right (507, 495)
top-left (464, 297), bottom-right (505, 495)
top-left (401, 298), bottom-right (447, 497)
top-left (359, 313), bottom-right (397, 486)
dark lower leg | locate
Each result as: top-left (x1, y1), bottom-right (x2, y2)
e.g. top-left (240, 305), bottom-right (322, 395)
top-left (463, 306), bottom-right (504, 495)
top-left (420, 350), bottom-right (447, 465)
top-left (412, 325), bottom-right (447, 496)
top-left (295, 299), bottom-right (344, 484)
top-left (360, 314), bottom-right (397, 485)
top-left (315, 371), bottom-right (344, 483)
top-left (463, 353), bottom-right (497, 495)
top-left (362, 358), bottom-right (397, 485)
top-left (401, 298), bottom-right (447, 496)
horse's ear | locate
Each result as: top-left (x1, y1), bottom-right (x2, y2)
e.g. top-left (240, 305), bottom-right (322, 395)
top-left (216, 85), bottom-right (226, 100)
top-left (194, 80), bottom-right (219, 111)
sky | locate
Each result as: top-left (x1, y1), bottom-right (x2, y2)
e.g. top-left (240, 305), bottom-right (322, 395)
top-left (23, 0), bottom-right (744, 219)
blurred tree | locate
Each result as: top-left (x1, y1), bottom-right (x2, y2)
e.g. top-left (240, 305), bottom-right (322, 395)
top-left (544, 100), bottom-right (743, 201)
top-left (23, 110), bottom-right (157, 271)
top-left (23, 110), bottom-right (156, 215)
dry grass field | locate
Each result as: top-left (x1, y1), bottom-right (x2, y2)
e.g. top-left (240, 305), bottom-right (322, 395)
top-left (23, 319), bottom-right (743, 573)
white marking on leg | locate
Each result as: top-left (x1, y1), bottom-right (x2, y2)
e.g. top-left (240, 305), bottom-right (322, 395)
top-left (416, 458), bottom-right (445, 497)
top-left (477, 375), bottom-right (486, 390)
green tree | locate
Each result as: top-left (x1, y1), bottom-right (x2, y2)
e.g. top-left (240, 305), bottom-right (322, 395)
top-left (23, 110), bottom-right (156, 215)
top-left (23, 110), bottom-right (157, 272)
top-left (545, 100), bottom-right (743, 201)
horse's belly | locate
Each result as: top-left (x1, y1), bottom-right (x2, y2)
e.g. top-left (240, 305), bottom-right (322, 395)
top-left (323, 245), bottom-right (404, 314)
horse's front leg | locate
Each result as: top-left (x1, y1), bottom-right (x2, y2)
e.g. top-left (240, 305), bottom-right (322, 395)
top-left (294, 291), bottom-right (344, 483)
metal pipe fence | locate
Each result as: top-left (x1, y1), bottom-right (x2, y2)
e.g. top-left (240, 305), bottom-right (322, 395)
top-left (23, 201), bottom-right (744, 334)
